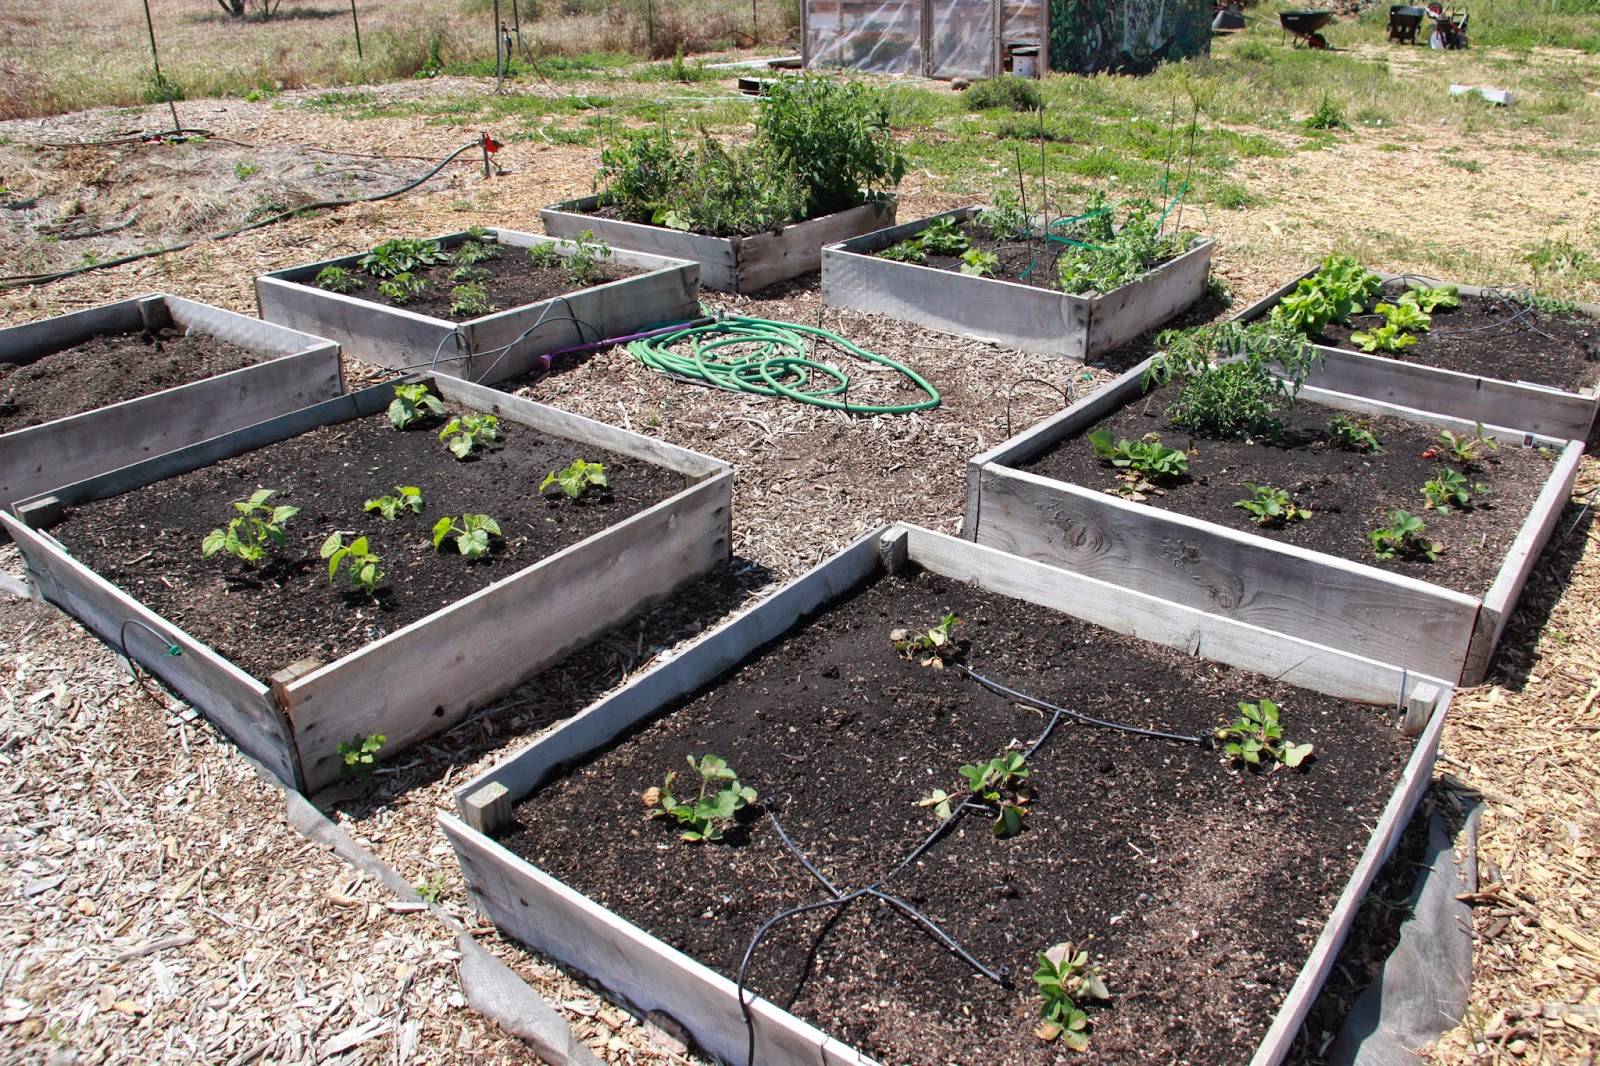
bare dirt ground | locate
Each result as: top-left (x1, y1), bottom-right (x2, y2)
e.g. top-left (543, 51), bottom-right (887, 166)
top-left (2, 56), bottom-right (1599, 1066)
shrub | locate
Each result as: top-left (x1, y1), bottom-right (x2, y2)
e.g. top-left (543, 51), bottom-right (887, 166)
top-left (964, 76), bottom-right (1044, 112)
top-left (754, 75), bottom-right (906, 218)
top-left (1147, 320), bottom-right (1322, 440)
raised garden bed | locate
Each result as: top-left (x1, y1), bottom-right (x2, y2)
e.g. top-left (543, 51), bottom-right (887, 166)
top-left (255, 228), bottom-right (699, 384)
top-left (821, 207), bottom-right (1215, 359)
top-left (963, 358), bottom-right (1584, 685)
top-left (2, 374), bottom-right (731, 792)
top-left (1237, 268), bottom-right (1600, 441)
top-left (440, 524), bottom-right (1452, 1066)
top-left (542, 194), bottom-right (897, 294)
top-left (0, 293), bottom-right (341, 515)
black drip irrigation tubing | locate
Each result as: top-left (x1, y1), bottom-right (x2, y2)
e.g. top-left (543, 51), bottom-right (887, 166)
top-left (0, 138), bottom-right (487, 290)
top-left (117, 618), bottom-right (182, 706)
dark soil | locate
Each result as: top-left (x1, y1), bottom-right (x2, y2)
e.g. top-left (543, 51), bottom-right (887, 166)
top-left (1020, 383), bottom-right (1556, 594)
top-left (504, 567), bottom-right (1413, 1066)
top-left (56, 402), bottom-right (685, 679)
top-left (586, 202), bottom-right (789, 238)
top-left (875, 218), bottom-right (1177, 295)
top-left (1318, 280), bottom-right (1600, 393)
top-left (324, 247), bottom-right (639, 320)
top-left (0, 327), bottom-right (260, 432)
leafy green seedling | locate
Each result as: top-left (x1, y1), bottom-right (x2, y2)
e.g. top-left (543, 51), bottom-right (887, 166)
top-left (1215, 698), bottom-right (1312, 768)
top-left (540, 459), bottom-right (608, 500)
top-left (879, 239), bottom-right (927, 264)
top-left (1233, 483), bottom-right (1310, 527)
top-left (315, 265), bottom-right (361, 293)
top-left (1369, 509), bottom-right (1444, 561)
top-left (414, 874), bottom-right (446, 904)
top-left (526, 243), bottom-right (563, 269)
top-left (919, 216), bottom-right (970, 256)
top-left (959, 248), bottom-right (1000, 277)
top-left (920, 750), bottom-right (1032, 838)
top-left (1437, 425), bottom-right (1498, 465)
top-left (1349, 322), bottom-right (1417, 354)
top-left (452, 235), bottom-right (500, 265)
top-left (565, 229), bottom-right (612, 286)
top-left (365, 485), bottom-right (423, 520)
top-left (1421, 468), bottom-right (1484, 513)
top-left (432, 513), bottom-right (501, 559)
top-left (388, 382), bottom-right (445, 429)
top-left (377, 271), bottom-right (427, 305)
top-left (1406, 283), bottom-right (1460, 312)
top-left (438, 413), bottom-right (500, 459)
top-left (890, 612), bottom-right (959, 669)
top-left (449, 282), bottom-right (495, 317)
top-left (1327, 414), bottom-right (1382, 453)
top-left (202, 489), bottom-right (299, 566)
top-left (1033, 942), bottom-right (1110, 1047)
top-left (1377, 295), bottom-right (1432, 334)
top-left (1089, 430), bottom-right (1188, 499)
top-left (360, 236), bottom-right (447, 278)
top-left (642, 754), bottom-right (757, 843)
top-left (320, 533), bottom-right (383, 595)
top-left (338, 733), bottom-right (385, 776)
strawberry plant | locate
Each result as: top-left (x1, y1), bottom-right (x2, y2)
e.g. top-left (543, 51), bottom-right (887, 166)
top-left (1033, 942), bottom-right (1110, 1048)
top-left (539, 459), bottom-right (607, 500)
top-left (320, 532), bottom-right (383, 595)
top-left (890, 612), bottom-right (959, 669)
top-left (432, 513), bottom-right (501, 559)
top-left (449, 282), bottom-right (495, 317)
top-left (1421, 468), bottom-right (1484, 513)
top-left (1406, 283), bottom-right (1460, 312)
top-left (377, 271), bottom-right (427, 306)
top-left (314, 265), bottom-right (361, 293)
top-left (1089, 430), bottom-right (1188, 498)
top-left (959, 248), bottom-right (999, 277)
top-left (360, 236), bottom-right (447, 278)
top-left (1233, 483), bottom-right (1310, 527)
top-left (642, 754), bottom-right (757, 843)
top-left (1349, 322), bottom-right (1417, 354)
top-left (338, 733), bottom-right (385, 776)
top-left (920, 216), bottom-right (970, 257)
top-left (1369, 509), bottom-right (1443, 561)
top-left (1216, 698), bottom-right (1312, 768)
top-left (1438, 425), bottom-right (1498, 465)
top-left (365, 485), bottom-right (423, 520)
top-left (920, 750), bottom-right (1031, 838)
top-left (201, 489), bottom-right (299, 566)
top-left (438, 413), bottom-right (500, 459)
top-left (388, 382), bottom-right (445, 429)
top-left (1327, 414), bottom-right (1382, 453)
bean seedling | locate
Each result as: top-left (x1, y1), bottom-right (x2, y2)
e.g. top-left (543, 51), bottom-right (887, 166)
top-left (540, 459), bottom-right (608, 500)
top-left (432, 513), bottom-right (501, 559)
top-left (376, 271), bottom-right (427, 306)
top-left (959, 248), bottom-right (999, 277)
top-left (1327, 414), bottom-right (1382, 453)
top-left (1421, 468), bottom-right (1484, 513)
top-left (1233, 483), bottom-right (1310, 527)
top-left (642, 754), bottom-right (757, 843)
top-left (438, 413), bottom-right (500, 459)
top-left (1033, 942), bottom-right (1110, 1048)
top-left (920, 750), bottom-right (1032, 838)
top-left (314, 265), bottom-right (360, 293)
top-left (388, 382), bottom-right (445, 429)
top-left (1369, 509), bottom-right (1444, 561)
top-left (320, 533), bottom-right (383, 595)
top-left (1215, 698), bottom-right (1312, 768)
top-left (337, 733), bottom-right (385, 776)
top-left (201, 489), bottom-right (299, 566)
top-left (365, 485), bottom-right (423, 520)
top-left (890, 612), bottom-right (959, 669)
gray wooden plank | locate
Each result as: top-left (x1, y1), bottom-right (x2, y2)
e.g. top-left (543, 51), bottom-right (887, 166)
top-left (734, 198), bottom-right (896, 291)
top-left (0, 297), bottom-right (146, 363)
top-left (542, 198), bottom-right (740, 290)
top-left (1083, 239), bottom-right (1214, 357)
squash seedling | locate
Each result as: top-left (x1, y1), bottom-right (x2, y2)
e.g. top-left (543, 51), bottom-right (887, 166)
top-left (1215, 698), bottom-right (1312, 769)
top-left (388, 382), bottom-right (445, 429)
top-left (201, 489), bottom-right (299, 567)
top-left (540, 459), bottom-right (608, 501)
top-left (1233, 483), bottom-right (1310, 527)
top-left (432, 513), bottom-right (501, 559)
top-left (1369, 509), bottom-right (1444, 561)
top-left (376, 271), bottom-right (427, 306)
top-left (1327, 414), bottom-right (1382, 454)
top-left (1033, 941), bottom-right (1110, 1048)
top-left (314, 265), bottom-right (361, 293)
top-left (920, 750), bottom-right (1031, 838)
top-left (890, 612), bottom-right (959, 669)
top-left (337, 733), bottom-right (386, 776)
top-left (959, 248), bottom-right (1000, 277)
top-left (365, 485), bottom-right (423, 520)
top-left (641, 754), bottom-right (757, 843)
top-left (1421, 468), bottom-right (1484, 513)
top-left (320, 533), bottom-right (383, 595)
top-left (438, 413), bottom-right (500, 459)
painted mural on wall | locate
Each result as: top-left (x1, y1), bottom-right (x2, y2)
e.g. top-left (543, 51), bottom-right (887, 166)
top-left (1049, 0), bottom-right (1212, 73)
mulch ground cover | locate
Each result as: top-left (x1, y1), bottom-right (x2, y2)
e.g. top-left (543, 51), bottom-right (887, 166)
top-left (503, 566), bottom-right (1414, 1066)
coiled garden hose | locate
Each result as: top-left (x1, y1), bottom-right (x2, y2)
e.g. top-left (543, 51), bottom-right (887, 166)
top-left (624, 315), bottom-right (940, 415)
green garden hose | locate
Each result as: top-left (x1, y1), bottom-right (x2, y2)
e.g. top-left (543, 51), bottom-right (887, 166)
top-left (624, 314), bottom-right (940, 415)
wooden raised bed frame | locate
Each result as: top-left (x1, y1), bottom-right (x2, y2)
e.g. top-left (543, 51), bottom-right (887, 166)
top-left (540, 194), bottom-right (897, 293)
top-left (2, 374), bottom-right (732, 793)
top-left (254, 227), bottom-right (700, 384)
top-left (962, 359), bottom-right (1585, 686)
top-left (1237, 268), bottom-right (1600, 441)
top-left (820, 207), bottom-right (1216, 359)
top-left (440, 523), bottom-right (1452, 1066)
top-left (1, 293), bottom-right (342, 516)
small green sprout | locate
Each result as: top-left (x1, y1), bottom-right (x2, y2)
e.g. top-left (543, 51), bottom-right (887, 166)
top-left (539, 459), bottom-right (608, 500)
top-left (365, 485), bottom-right (423, 520)
top-left (388, 382), bottom-right (445, 429)
top-left (922, 750), bottom-right (1032, 838)
top-left (1033, 942), bottom-right (1110, 1047)
top-left (1369, 509), bottom-right (1443, 561)
top-left (449, 282), bottom-right (496, 317)
top-left (1327, 414), bottom-right (1382, 454)
top-left (320, 533), bottom-right (383, 595)
top-left (642, 754), bottom-right (757, 843)
top-left (314, 265), bottom-right (361, 293)
top-left (1437, 425), bottom-right (1499, 465)
top-left (414, 874), bottom-right (447, 904)
top-left (201, 489), bottom-right (299, 566)
top-left (890, 612), bottom-right (959, 669)
top-left (1233, 483), bottom-right (1310, 527)
top-left (958, 248), bottom-right (1000, 277)
top-left (432, 513), bottom-right (501, 559)
top-left (1421, 468), bottom-right (1484, 513)
top-left (377, 271), bottom-right (427, 305)
top-left (338, 733), bottom-right (386, 775)
top-left (438, 413), bottom-right (500, 459)
top-left (1216, 698), bottom-right (1312, 768)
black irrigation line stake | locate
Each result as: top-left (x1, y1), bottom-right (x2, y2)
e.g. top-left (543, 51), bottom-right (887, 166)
top-left (350, 0), bottom-right (363, 60)
top-left (1003, 376), bottom-right (1074, 437)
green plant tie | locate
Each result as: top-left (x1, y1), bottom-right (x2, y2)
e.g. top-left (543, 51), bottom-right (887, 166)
top-left (624, 315), bottom-right (940, 415)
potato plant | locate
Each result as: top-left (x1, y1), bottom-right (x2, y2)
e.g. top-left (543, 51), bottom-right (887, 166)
top-left (314, 265), bottom-right (360, 293)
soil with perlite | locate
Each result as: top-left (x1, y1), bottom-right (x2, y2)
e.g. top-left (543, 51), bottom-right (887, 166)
top-left (1020, 382), bottom-right (1556, 593)
top-left (503, 568), bottom-right (1414, 1066)
top-left (0, 327), bottom-right (260, 431)
top-left (56, 401), bottom-right (684, 679)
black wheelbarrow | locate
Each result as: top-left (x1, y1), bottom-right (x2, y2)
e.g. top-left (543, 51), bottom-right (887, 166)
top-left (1389, 5), bottom-right (1425, 43)
top-left (1280, 9), bottom-right (1334, 48)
